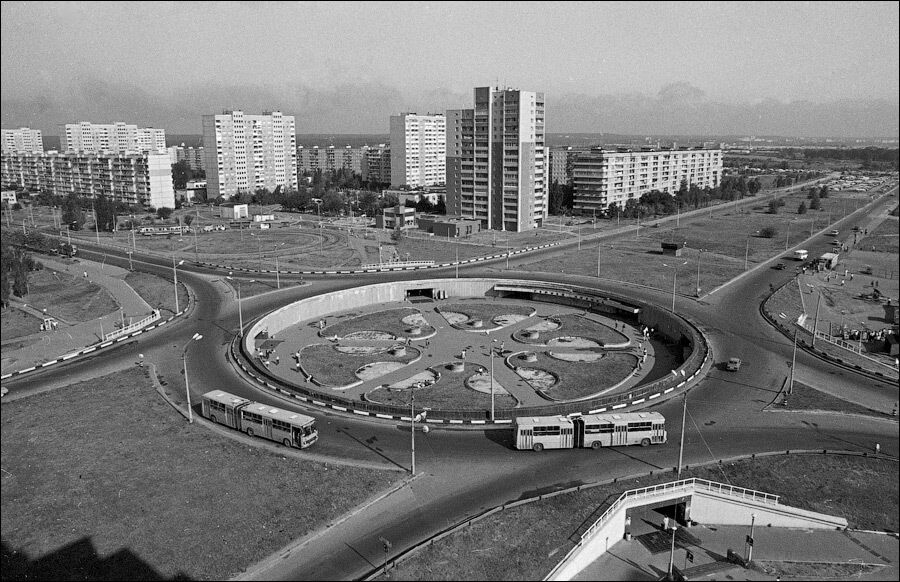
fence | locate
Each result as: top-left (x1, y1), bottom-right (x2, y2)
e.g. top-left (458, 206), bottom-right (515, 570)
top-left (103, 309), bottom-right (161, 341)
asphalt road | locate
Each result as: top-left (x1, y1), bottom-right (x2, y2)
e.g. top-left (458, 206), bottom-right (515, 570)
top-left (2, 188), bottom-right (897, 581)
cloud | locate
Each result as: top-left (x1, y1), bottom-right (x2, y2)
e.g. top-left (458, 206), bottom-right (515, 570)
top-left (2, 79), bottom-right (897, 138)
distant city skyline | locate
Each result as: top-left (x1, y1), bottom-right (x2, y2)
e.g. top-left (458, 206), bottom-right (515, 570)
top-left (2, 1), bottom-right (898, 137)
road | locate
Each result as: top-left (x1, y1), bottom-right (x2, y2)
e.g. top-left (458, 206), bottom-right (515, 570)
top-left (2, 187), bottom-right (897, 581)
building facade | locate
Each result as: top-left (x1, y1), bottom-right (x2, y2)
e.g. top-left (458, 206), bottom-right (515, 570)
top-left (202, 110), bottom-right (298, 200)
top-left (58, 122), bottom-right (167, 154)
top-left (297, 145), bottom-right (365, 174)
top-left (549, 146), bottom-right (587, 186)
top-left (389, 113), bottom-right (446, 188)
top-left (362, 144), bottom-right (391, 184)
top-left (1, 152), bottom-right (175, 209)
top-left (2, 127), bottom-right (44, 154)
top-left (446, 86), bottom-right (547, 232)
top-left (572, 146), bottom-right (723, 215)
top-left (168, 144), bottom-right (206, 172)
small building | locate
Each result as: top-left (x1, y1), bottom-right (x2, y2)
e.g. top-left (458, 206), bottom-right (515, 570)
top-left (376, 205), bottom-right (416, 229)
top-left (660, 242), bottom-right (683, 257)
top-left (252, 214), bottom-right (275, 222)
top-left (1, 190), bottom-right (17, 206)
top-left (220, 202), bottom-right (249, 220)
top-left (816, 252), bottom-right (839, 270)
top-left (417, 215), bottom-right (482, 238)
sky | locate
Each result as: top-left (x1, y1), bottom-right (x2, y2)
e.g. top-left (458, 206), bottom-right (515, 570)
top-left (2, 1), bottom-right (898, 137)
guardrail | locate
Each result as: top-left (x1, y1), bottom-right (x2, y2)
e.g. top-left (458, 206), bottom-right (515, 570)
top-left (103, 309), bottom-right (161, 341)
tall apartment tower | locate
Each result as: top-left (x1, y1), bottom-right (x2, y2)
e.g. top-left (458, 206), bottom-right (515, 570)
top-left (446, 87), bottom-right (547, 232)
top-left (2, 127), bottom-right (44, 153)
top-left (389, 113), bottom-right (446, 188)
top-left (58, 122), bottom-right (167, 154)
top-left (202, 110), bottom-right (298, 200)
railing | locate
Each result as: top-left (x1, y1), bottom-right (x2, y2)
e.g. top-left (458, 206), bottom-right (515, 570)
top-left (359, 260), bottom-right (436, 270)
top-left (103, 309), bottom-right (161, 341)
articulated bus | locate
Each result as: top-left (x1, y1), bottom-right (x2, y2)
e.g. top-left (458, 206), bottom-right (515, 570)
top-left (139, 225), bottom-right (191, 236)
top-left (514, 412), bottom-right (667, 451)
top-left (201, 390), bottom-right (318, 449)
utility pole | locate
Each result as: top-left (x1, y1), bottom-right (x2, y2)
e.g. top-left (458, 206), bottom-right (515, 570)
top-left (677, 391), bottom-right (687, 478)
top-left (789, 328), bottom-right (798, 396)
top-left (812, 291), bottom-right (821, 347)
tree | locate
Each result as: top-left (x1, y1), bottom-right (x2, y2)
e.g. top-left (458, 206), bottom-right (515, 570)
top-left (809, 192), bottom-right (821, 210)
top-left (183, 214), bottom-right (194, 226)
top-left (321, 190), bottom-right (347, 214)
top-left (61, 192), bottom-right (85, 231)
top-left (434, 195), bottom-right (446, 215)
top-left (760, 226), bottom-right (778, 238)
top-left (768, 199), bottom-right (780, 214)
top-left (157, 207), bottom-right (173, 220)
top-left (94, 194), bottom-right (118, 232)
top-left (797, 201), bottom-right (807, 214)
top-left (819, 185), bottom-right (829, 198)
top-left (171, 160), bottom-right (192, 190)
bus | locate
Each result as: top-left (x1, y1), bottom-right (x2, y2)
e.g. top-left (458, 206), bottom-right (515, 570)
top-left (514, 412), bottom-right (667, 451)
top-left (139, 225), bottom-right (191, 236)
top-left (201, 390), bottom-right (318, 449)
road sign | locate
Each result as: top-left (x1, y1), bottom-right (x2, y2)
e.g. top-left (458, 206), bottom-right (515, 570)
top-left (686, 550), bottom-right (694, 563)
top-left (379, 536), bottom-right (392, 550)
top-left (746, 535), bottom-right (754, 546)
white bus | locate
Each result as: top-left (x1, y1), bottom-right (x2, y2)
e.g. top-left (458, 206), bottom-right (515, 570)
top-left (514, 412), bottom-right (667, 451)
top-left (201, 390), bottom-right (318, 449)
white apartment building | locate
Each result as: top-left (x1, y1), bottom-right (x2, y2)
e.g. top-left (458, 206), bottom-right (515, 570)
top-left (1, 152), bottom-right (175, 209)
top-left (202, 110), bottom-right (297, 200)
top-left (572, 146), bottom-right (723, 215)
top-left (549, 146), bottom-right (589, 186)
top-left (2, 127), bottom-right (44, 153)
top-left (298, 145), bottom-right (365, 174)
top-left (446, 86), bottom-right (547, 232)
top-left (58, 121), bottom-right (167, 154)
top-left (390, 113), bottom-right (446, 188)
top-left (362, 144), bottom-right (391, 184)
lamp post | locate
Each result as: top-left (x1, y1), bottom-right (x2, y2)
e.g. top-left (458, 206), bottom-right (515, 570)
top-left (744, 237), bottom-right (750, 271)
top-left (695, 249), bottom-right (705, 297)
top-left (489, 339), bottom-right (501, 422)
top-left (273, 242), bottom-right (285, 289)
top-left (182, 332), bottom-right (203, 423)
top-left (839, 310), bottom-right (846, 334)
top-left (126, 250), bottom-right (133, 271)
top-left (172, 257), bottom-right (184, 313)
top-left (746, 513), bottom-right (757, 563)
top-left (597, 242), bottom-right (601, 278)
top-left (662, 261), bottom-right (688, 314)
top-left (789, 328), bottom-right (798, 395)
top-left (227, 274), bottom-right (254, 337)
top-left (677, 390), bottom-right (687, 478)
top-left (667, 524), bottom-right (678, 578)
top-left (506, 238), bottom-right (510, 270)
top-left (408, 382), bottom-right (430, 476)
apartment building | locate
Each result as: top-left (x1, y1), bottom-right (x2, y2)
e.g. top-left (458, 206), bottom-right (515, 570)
top-left (549, 146), bottom-right (589, 186)
top-left (446, 86), bottom-right (547, 232)
top-left (176, 145), bottom-right (206, 172)
top-left (202, 110), bottom-right (298, 199)
top-left (362, 144), bottom-right (391, 184)
top-left (1, 151), bottom-right (175, 209)
top-left (572, 146), bottom-right (723, 215)
top-left (297, 145), bottom-right (365, 174)
top-left (58, 121), bottom-right (167, 154)
top-left (389, 113), bottom-right (446, 188)
top-left (2, 127), bottom-right (44, 153)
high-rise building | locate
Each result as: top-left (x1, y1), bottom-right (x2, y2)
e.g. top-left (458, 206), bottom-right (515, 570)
top-left (58, 122), bottom-right (167, 154)
top-left (1, 151), bottom-right (175, 209)
top-left (297, 145), bottom-right (365, 174)
top-left (571, 146), bottom-right (723, 215)
top-left (2, 127), bottom-right (44, 154)
top-left (446, 86), bottom-right (547, 232)
top-left (202, 110), bottom-right (297, 200)
top-left (390, 113), bottom-right (445, 188)
top-left (549, 146), bottom-right (588, 186)
top-left (361, 144), bottom-right (391, 184)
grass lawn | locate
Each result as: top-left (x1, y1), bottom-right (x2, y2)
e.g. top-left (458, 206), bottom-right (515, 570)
top-left (774, 381), bottom-right (895, 418)
top-left (323, 308), bottom-right (433, 340)
top-left (518, 352), bottom-right (638, 401)
top-left (0, 308), bottom-right (43, 341)
top-left (513, 313), bottom-right (627, 346)
top-left (124, 271), bottom-right (190, 317)
top-left (300, 343), bottom-right (421, 386)
top-left (381, 454), bottom-right (898, 581)
top-left (0, 367), bottom-right (399, 581)
top-left (365, 362), bottom-right (518, 410)
top-left (24, 268), bottom-right (118, 323)
top-left (437, 302), bottom-right (535, 326)
top-left (858, 216), bottom-right (899, 255)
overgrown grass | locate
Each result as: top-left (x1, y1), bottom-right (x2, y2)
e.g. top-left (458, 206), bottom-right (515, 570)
top-left (0, 308), bottom-right (43, 341)
top-left (300, 343), bottom-right (421, 386)
top-left (514, 313), bottom-right (627, 346)
top-left (124, 271), bottom-right (189, 317)
top-left (381, 454), bottom-right (898, 581)
top-left (776, 381), bottom-right (895, 418)
top-left (858, 216), bottom-right (899, 254)
top-left (323, 308), bottom-right (432, 339)
top-left (0, 367), bottom-right (399, 581)
top-left (365, 362), bottom-right (518, 410)
top-left (25, 268), bottom-right (118, 323)
top-left (518, 352), bottom-right (638, 401)
top-left (437, 302), bottom-right (535, 326)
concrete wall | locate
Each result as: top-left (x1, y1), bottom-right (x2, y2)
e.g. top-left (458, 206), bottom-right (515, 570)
top-left (549, 503), bottom-right (627, 580)
top-left (690, 490), bottom-right (848, 529)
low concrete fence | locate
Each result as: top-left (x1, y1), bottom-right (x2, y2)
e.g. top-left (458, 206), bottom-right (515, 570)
top-left (103, 309), bottom-right (161, 342)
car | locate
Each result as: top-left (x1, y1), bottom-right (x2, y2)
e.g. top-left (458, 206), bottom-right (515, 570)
top-left (774, 263), bottom-right (786, 270)
top-left (726, 357), bottom-right (742, 372)
top-left (829, 230), bottom-right (840, 236)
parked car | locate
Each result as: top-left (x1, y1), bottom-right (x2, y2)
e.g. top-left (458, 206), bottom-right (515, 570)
top-left (726, 357), bottom-right (742, 372)
top-left (829, 229), bottom-right (840, 236)
top-left (774, 262), bottom-right (786, 270)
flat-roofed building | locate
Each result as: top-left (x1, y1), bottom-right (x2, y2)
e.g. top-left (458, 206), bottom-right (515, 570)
top-left (58, 121), bottom-right (167, 154)
top-left (446, 86), bottom-right (547, 232)
top-left (362, 144), bottom-right (391, 184)
top-left (572, 146), bottom-right (722, 215)
top-left (2, 127), bottom-right (43, 153)
top-left (390, 113), bottom-right (445, 188)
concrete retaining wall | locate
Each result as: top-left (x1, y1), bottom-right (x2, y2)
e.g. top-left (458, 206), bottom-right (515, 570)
top-left (690, 489), bottom-right (848, 529)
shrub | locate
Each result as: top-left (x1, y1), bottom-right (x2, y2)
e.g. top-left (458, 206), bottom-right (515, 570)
top-left (760, 226), bottom-right (778, 238)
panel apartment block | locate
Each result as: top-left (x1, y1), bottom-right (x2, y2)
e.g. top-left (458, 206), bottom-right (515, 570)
top-left (1, 152), bottom-right (175, 209)
top-left (58, 121), bottom-right (167, 154)
top-left (446, 86), bottom-right (547, 232)
top-left (202, 110), bottom-right (298, 199)
top-left (572, 147), bottom-right (723, 215)
top-left (390, 113), bottom-right (446, 188)
top-left (298, 145), bottom-right (365, 174)
top-left (2, 127), bottom-right (44, 153)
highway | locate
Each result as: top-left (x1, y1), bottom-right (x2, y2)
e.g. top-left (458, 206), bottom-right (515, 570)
top-left (2, 189), bottom-right (897, 580)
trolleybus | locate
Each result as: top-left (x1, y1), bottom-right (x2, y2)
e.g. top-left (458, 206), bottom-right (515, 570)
top-left (201, 390), bottom-right (318, 449)
top-left (514, 412), bottom-right (666, 451)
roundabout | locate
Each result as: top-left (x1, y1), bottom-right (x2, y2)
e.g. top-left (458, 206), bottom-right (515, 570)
top-left (234, 278), bottom-right (713, 422)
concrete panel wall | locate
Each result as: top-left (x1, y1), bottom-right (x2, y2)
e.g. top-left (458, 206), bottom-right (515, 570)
top-left (690, 491), bottom-right (847, 529)
top-left (549, 506), bottom-right (626, 580)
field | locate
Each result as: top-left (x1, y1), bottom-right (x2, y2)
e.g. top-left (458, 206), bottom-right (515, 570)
top-left (858, 215), bottom-right (900, 255)
top-left (514, 313), bottom-right (627, 346)
top-left (776, 381), bottom-right (895, 418)
top-left (22, 268), bottom-right (119, 323)
top-left (365, 362), bottom-right (518, 410)
top-left (516, 352), bottom-right (638, 401)
top-left (0, 367), bottom-right (400, 581)
top-left (0, 309), bottom-right (42, 341)
top-left (124, 271), bottom-right (189, 317)
top-left (382, 454), bottom-right (898, 581)
top-left (323, 308), bottom-right (433, 339)
top-left (299, 343), bottom-right (421, 387)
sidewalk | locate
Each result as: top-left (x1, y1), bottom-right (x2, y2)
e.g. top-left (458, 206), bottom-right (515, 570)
top-left (1, 257), bottom-right (155, 375)
top-left (574, 504), bottom-right (899, 581)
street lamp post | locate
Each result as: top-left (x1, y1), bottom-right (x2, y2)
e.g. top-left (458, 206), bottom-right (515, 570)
top-left (126, 250), bottom-right (133, 271)
top-left (746, 513), bottom-right (757, 562)
top-left (408, 382), bottom-right (429, 475)
top-left (667, 524), bottom-right (678, 578)
top-left (182, 332), bottom-right (203, 423)
top-left (695, 249), bottom-right (705, 297)
top-left (172, 257), bottom-right (184, 313)
top-left (677, 391), bottom-right (687, 478)
top-left (663, 261), bottom-right (687, 314)
top-left (597, 242), bottom-right (601, 278)
top-left (227, 274), bottom-right (255, 337)
top-left (744, 237), bottom-right (750, 271)
top-left (789, 328), bottom-right (798, 395)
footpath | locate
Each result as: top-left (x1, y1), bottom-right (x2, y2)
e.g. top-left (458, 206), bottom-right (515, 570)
top-left (1, 256), bottom-right (155, 376)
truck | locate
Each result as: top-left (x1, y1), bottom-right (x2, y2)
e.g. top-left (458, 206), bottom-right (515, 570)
top-left (793, 249), bottom-right (808, 261)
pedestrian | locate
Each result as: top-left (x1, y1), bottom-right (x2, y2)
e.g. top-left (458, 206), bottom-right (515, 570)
top-left (841, 280), bottom-right (845, 286)
top-left (83, 271), bottom-right (88, 278)
top-left (461, 349), bottom-right (466, 360)
top-left (875, 443), bottom-right (881, 455)
top-left (275, 355), bottom-right (280, 365)
top-left (663, 516), bottom-right (669, 530)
